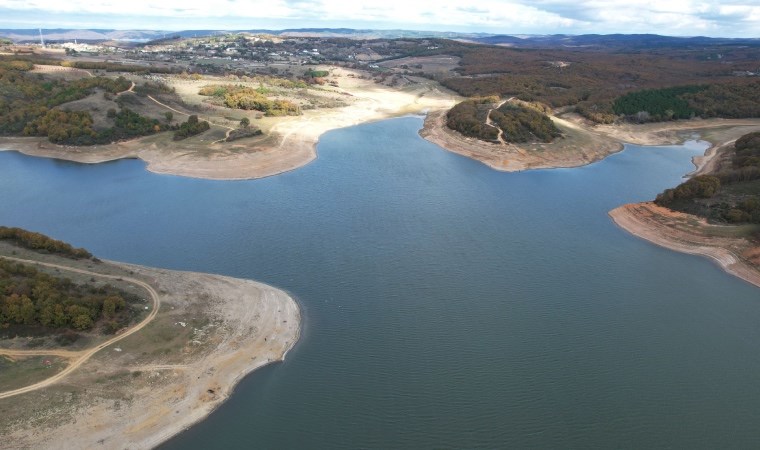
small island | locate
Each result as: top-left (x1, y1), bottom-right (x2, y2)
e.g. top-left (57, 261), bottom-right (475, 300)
top-left (0, 227), bottom-right (300, 448)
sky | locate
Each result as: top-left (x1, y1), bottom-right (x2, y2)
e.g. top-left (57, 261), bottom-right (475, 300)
top-left (0, 0), bottom-right (759, 37)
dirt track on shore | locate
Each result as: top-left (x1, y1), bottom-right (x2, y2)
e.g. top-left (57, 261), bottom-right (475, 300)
top-left (0, 258), bottom-right (301, 449)
top-left (0, 256), bottom-right (160, 400)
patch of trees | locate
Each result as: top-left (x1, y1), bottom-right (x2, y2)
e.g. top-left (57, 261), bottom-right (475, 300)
top-left (226, 126), bottom-right (262, 142)
top-left (306, 70), bottom-right (329, 78)
top-left (683, 81), bottom-right (760, 119)
top-left (0, 63), bottom-right (133, 139)
top-left (61, 61), bottom-right (178, 74)
top-left (490, 103), bottom-right (562, 143)
top-left (655, 175), bottom-right (721, 203)
top-left (0, 259), bottom-right (138, 333)
top-left (446, 97), bottom-right (500, 141)
top-left (0, 60), bottom-right (34, 71)
top-left (173, 115), bottom-right (210, 141)
top-left (0, 227), bottom-right (91, 259)
top-left (23, 108), bottom-right (164, 145)
top-left (734, 132), bottom-right (760, 169)
top-left (133, 81), bottom-right (176, 96)
top-left (446, 98), bottom-right (560, 143)
top-left (613, 86), bottom-right (705, 121)
top-left (575, 102), bottom-right (616, 124)
top-left (655, 133), bottom-right (760, 225)
top-left (613, 81), bottom-right (760, 122)
top-left (198, 84), bottom-right (301, 116)
top-left (23, 109), bottom-right (96, 144)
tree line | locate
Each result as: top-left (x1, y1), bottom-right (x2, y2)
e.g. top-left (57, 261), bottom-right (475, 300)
top-left (655, 132), bottom-right (760, 225)
top-left (23, 107), bottom-right (165, 145)
top-left (0, 226), bottom-right (92, 259)
top-left (613, 82), bottom-right (760, 122)
top-left (612, 86), bottom-right (706, 121)
top-left (61, 60), bottom-right (178, 74)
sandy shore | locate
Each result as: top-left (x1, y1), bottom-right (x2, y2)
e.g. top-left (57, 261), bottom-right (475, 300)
top-left (0, 258), bottom-right (301, 449)
top-left (610, 203), bottom-right (760, 289)
top-left (606, 121), bottom-right (760, 292)
top-left (0, 68), bottom-right (456, 181)
top-left (591, 117), bottom-right (760, 147)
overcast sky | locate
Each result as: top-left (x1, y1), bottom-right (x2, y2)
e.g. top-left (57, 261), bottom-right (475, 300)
top-left (0, 0), bottom-right (759, 37)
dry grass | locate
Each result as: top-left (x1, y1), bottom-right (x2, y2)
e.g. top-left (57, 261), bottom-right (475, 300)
top-left (0, 355), bottom-right (68, 392)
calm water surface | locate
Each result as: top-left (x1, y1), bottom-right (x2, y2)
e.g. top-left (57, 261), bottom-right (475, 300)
top-left (1, 117), bottom-right (760, 448)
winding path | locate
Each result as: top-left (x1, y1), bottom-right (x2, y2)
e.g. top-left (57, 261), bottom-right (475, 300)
top-left (0, 256), bottom-right (161, 400)
top-left (116, 81), bottom-right (136, 96)
top-left (144, 95), bottom-right (236, 144)
top-left (485, 98), bottom-right (512, 145)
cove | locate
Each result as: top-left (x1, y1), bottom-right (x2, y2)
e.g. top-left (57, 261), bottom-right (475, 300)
top-left (2, 116), bottom-right (760, 448)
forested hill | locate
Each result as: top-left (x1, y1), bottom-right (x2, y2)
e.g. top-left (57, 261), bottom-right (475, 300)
top-left (0, 60), bottom-right (171, 145)
top-left (446, 98), bottom-right (561, 144)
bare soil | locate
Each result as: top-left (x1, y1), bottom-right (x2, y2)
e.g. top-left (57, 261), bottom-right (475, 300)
top-left (610, 203), bottom-right (760, 289)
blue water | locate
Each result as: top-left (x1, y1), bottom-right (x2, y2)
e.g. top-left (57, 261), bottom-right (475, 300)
top-left (2, 117), bottom-right (760, 448)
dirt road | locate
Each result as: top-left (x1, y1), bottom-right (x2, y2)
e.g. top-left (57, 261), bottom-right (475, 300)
top-left (485, 98), bottom-right (511, 145)
top-left (0, 256), bottom-right (160, 399)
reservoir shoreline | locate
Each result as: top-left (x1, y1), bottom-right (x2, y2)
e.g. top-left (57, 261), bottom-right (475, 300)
top-left (609, 203), bottom-right (760, 290)
top-left (0, 251), bottom-right (301, 450)
top-left (3, 111), bottom-right (760, 181)
top-left (608, 129), bottom-right (760, 292)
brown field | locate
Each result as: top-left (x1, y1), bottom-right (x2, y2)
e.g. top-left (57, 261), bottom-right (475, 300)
top-left (378, 55), bottom-right (461, 76)
top-left (30, 64), bottom-right (93, 80)
top-left (57, 91), bottom-right (122, 129)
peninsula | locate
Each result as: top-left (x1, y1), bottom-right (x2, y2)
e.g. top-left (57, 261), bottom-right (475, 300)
top-left (0, 229), bottom-right (300, 448)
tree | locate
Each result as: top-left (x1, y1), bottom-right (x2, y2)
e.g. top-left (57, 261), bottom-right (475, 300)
top-left (164, 111), bottom-right (173, 122)
top-left (19, 296), bottom-right (35, 325)
top-left (240, 117), bottom-right (250, 128)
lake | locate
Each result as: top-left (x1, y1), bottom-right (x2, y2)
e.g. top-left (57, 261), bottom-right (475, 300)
top-left (2, 116), bottom-right (759, 448)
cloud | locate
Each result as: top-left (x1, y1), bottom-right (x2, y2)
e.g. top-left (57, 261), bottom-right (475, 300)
top-left (0, 0), bottom-right (758, 36)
